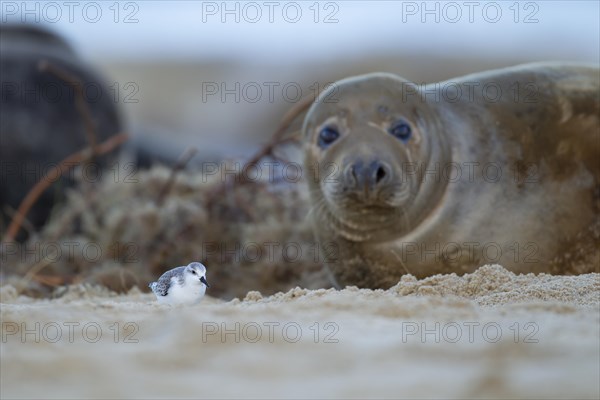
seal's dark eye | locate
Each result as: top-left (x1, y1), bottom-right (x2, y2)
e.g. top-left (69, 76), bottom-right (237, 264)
top-left (318, 126), bottom-right (340, 148)
top-left (389, 120), bottom-right (412, 142)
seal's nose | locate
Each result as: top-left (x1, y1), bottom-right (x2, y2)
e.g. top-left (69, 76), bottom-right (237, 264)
top-left (345, 160), bottom-right (391, 199)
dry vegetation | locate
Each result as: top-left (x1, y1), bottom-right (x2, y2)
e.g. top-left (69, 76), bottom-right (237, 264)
top-left (0, 62), bottom-right (328, 299)
top-left (2, 160), bottom-right (330, 299)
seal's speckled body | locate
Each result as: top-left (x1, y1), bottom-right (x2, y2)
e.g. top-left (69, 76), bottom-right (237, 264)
top-left (303, 63), bottom-right (600, 288)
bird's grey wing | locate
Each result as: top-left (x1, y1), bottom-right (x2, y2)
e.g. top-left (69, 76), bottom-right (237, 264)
top-left (154, 266), bottom-right (186, 296)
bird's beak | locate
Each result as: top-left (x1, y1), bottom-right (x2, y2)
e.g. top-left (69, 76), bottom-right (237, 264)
top-left (200, 276), bottom-right (210, 288)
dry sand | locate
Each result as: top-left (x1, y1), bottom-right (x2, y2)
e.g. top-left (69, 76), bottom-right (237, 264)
top-left (1, 264), bottom-right (599, 399)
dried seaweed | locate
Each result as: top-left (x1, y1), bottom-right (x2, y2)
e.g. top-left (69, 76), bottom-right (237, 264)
top-left (1, 90), bottom-right (329, 299)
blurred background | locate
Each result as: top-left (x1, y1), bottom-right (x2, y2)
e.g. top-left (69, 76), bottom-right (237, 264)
top-left (1, 1), bottom-right (599, 295)
top-left (3, 0), bottom-right (598, 160)
top-left (1, 6), bottom-right (599, 398)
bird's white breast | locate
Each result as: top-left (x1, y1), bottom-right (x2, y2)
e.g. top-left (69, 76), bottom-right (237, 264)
top-left (158, 277), bottom-right (206, 305)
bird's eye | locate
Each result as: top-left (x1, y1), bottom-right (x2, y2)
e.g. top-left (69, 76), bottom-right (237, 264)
top-left (191, 270), bottom-right (196, 274)
top-left (318, 126), bottom-right (340, 148)
top-left (389, 120), bottom-right (412, 142)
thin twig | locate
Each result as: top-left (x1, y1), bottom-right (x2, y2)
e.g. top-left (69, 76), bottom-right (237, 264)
top-left (156, 146), bottom-right (198, 206)
top-left (207, 94), bottom-right (316, 201)
top-left (146, 94), bottom-right (317, 265)
top-left (2, 205), bottom-right (35, 238)
top-left (242, 94), bottom-right (316, 175)
top-left (2, 133), bottom-right (129, 243)
top-left (3, 59), bottom-right (114, 244)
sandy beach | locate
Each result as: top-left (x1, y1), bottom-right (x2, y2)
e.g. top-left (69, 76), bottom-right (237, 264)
top-left (2, 265), bottom-right (598, 399)
top-left (2, 3), bottom-right (599, 399)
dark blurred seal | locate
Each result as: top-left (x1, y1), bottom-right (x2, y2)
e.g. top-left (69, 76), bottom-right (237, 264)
top-left (0, 24), bottom-right (121, 239)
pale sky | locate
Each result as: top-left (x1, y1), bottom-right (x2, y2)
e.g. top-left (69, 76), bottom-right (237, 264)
top-left (3, 1), bottom-right (599, 64)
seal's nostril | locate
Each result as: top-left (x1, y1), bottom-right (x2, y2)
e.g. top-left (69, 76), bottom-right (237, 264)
top-left (375, 166), bottom-right (387, 184)
top-left (345, 161), bottom-right (363, 187)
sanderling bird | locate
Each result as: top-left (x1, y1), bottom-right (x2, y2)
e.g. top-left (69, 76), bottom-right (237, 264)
top-left (149, 262), bottom-right (210, 305)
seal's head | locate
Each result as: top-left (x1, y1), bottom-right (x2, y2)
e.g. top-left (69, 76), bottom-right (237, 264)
top-left (303, 73), bottom-right (449, 242)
